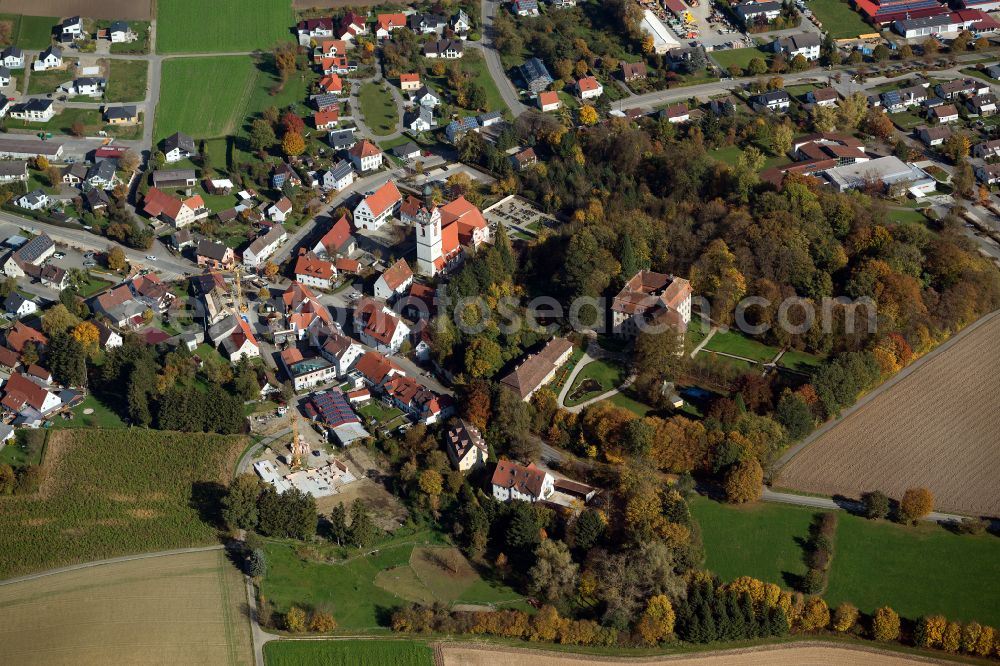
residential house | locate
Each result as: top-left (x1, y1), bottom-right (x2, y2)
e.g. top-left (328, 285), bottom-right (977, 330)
top-left (423, 39), bottom-right (464, 58)
top-left (107, 21), bottom-right (137, 43)
top-left (521, 57), bottom-right (553, 93)
top-left (2, 234), bottom-right (54, 280)
top-left (931, 103), bottom-right (959, 123)
top-left (1, 372), bottom-right (62, 418)
top-left (935, 78), bottom-right (983, 100)
top-left (511, 147), bottom-right (538, 171)
top-left (243, 225), bottom-right (287, 268)
top-left (620, 61), bottom-right (647, 82)
top-left (976, 161), bottom-right (1000, 185)
top-left (408, 13), bottom-right (447, 34)
top-left (312, 93), bottom-right (340, 111)
top-left (339, 12), bottom-right (368, 41)
top-left (750, 90), bottom-right (790, 113)
top-left (328, 128), bottom-right (357, 151)
top-left (297, 16), bottom-right (335, 45)
top-left (735, 0), bottom-right (782, 27)
top-left (662, 103), bottom-right (689, 123)
top-left (492, 460), bottom-right (555, 502)
top-left (318, 73), bottom-right (343, 94)
top-left (281, 281), bottom-right (333, 341)
top-left (918, 125), bottom-right (952, 147)
top-left (512, 0), bottom-right (540, 16)
top-left (60, 16), bottom-right (84, 39)
top-left (16, 189), bottom-right (49, 210)
top-left (413, 85), bottom-right (441, 108)
top-left (223, 319), bottom-right (260, 364)
top-left (33, 46), bottom-right (62, 71)
top-left (313, 39), bottom-right (348, 60)
top-left (142, 188), bottom-right (208, 228)
top-left (83, 187), bottom-right (110, 212)
top-left (131, 273), bottom-right (172, 313)
top-left (61, 162), bottom-right (87, 185)
top-left (5, 321), bottom-right (46, 353)
top-left (322, 160), bottom-right (355, 191)
top-left (373, 258), bottom-right (413, 301)
top-left (153, 169), bottom-right (197, 189)
top-left (899, 85), bottom-right (928, 106)
top-left (967, 94), bottom-right (997, 116)
top-left (294, 249), bottom-right (336, 289)
top-left (807, 87), bottom-right (838, 107)
top-left (272, 162), bottom-right (301, 189)
top-left (196, 239), bottom-right (236, 270)
top-left (204, 178), bottom-right (233, 195)
top-left (318, 331), bottom-right (364, 377)
top-left (36, 264), bottom-right (68, 290)
top-left (446, 116), bottom-right (479, 143)
top-left (0, 160), bottom-right (27, 184)
top-left (348, 139), bottom-right (383, 173)
top-left (84, 160), bottom-right (118, 190)
top-left (313, 107), bottom-right (340, 130)
top-left (772, 32), bottom-right (821, 60)
top-left (710, 96), bottom-right (737, 116)
top-left (104, 105), bottom-right (138, 124)
top-left (97, 322), bottom-right (122, 350)
top-left (974, 138), bottom-right (1000, 158)
top-left (382, 374), bottom-right (449, 424)
top-left (0, 67), bottom-right (10, 88)
top-left (576, 76), bottom-right (603, 100)
top-left (268, 197), bottom-right (293, 223)
top-left (353, 180), bottom-right (401, 230)
top-left (312, 214), bottom-right (356, 258)
top-left (4, 293), bottom-right (36, 317)
top-left (0, 46), bottom-right (24, 69)
top-left (447, 420), bottom-right (487, 471)
top-left (60, 77), bottom-right (105, 97)
top-left (92, 284), bottom-right (145, 327)
top-left (353, 297), bottom-right (411, 353)
top-left (987, 64), bottom-right (1000, 80)
top-left (611, 270), bottom-right (693, 337)
top-left (163, 132), bottom-right (197, 163)
top-left (281, 347), bottom-right (336, 390)
top-left (405, 106), bottom-right (434, 132)
top-left (391, 142), bottom-right (421, 161)
top-left (375, 12), bottom-right (407, 39)
top-left (400, 72), bottom-right (421, 91)
top-left (537, 91), bottom-right (561, 111)
top-left (452, 9), bottom-right (472, 36)
top-left (500, 337), bottom-right (574, 401)
top-left (9, 99), bottom-right (54, 122)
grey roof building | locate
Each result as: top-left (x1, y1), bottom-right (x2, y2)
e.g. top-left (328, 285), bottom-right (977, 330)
top-left (520, 57), bottom-right (553, 93)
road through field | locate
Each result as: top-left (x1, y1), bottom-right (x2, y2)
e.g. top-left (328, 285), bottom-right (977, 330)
top-left (776, 310), bottom-right (1000, 517)
top-left (440, 642), bottom-right (949, 665)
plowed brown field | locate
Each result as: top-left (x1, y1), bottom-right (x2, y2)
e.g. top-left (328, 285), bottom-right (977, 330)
top-left (440, 643), bottom-right (947, 665)
top-left (777, 313), bottom-right (1000, 517)
top-left (1, 1), bottom-right (151, 20)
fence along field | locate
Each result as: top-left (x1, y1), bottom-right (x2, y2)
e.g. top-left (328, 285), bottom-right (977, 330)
top-left (0, 549), bottom-right (253, 666)
top-left (776, 313), bottom-right (1000, 516)
top-left (0, 429), bottom-right (247, 579)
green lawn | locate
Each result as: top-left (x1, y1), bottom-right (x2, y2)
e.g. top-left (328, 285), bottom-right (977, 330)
top-left (156, 0), bottom-right (293, 53)
top-left (264, 640), bottom-right (434, 666)
top-left (608, 390), bottom-right (656, 417)
top-left (565, 358), bottom-right (626, 407)
top-left (5, 107), bottom-right (142, 140)
top-left (76, 273), bottom-right (113, 298)
top-left (776, 349), bottom-right (824, 373)
top-left (808, 0), bottom-right (874, 38)
top-left (105, 59), bottom-right (148, 103)
top-left (687, 317), bottom-right (712, 349)
top-left (357, 400), bottom-right (404, 424)
top-left (886, 208), bottom-right (930, 225)
top-left (888, 110), bottom-right (926, 131)
top-left (0, 429), bottom-right (45, 468)
top-left (260, 529), bottom-right (523, 630)
top-left (703, 329), bottom-right (780, 363)
top-left (50, 395), bottom-right (126, 429)
top-left (710, 47), bottom-right (769, 72)
top-left (461, 51), bottom-right (508, 115)
top-left (692, 496), bottom-right (1000, 627)
top-left (26, 65), bottom-right (74, 94)
top-left (155, 56), bottom-right (257, 142)
top-left (358, 83), bottom-right (398, 136)
top-left (0, 14), bottom-right (57, 50)
top-left (709, 146), bottom-right (743, 167)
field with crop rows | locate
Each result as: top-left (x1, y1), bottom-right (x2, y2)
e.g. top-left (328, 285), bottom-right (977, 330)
top-left (0, 549), bottom-right (252, 665)
top-left (776, 313), bottom-right (1000, 516)
top-left (0, 429), bottom-right (246, 579)
top-left (155, 57), bottom-right (256, 142)
top-left (265, 640), bottom-right (434, 666)
top-left (156, 0), bottom-right (292, 53)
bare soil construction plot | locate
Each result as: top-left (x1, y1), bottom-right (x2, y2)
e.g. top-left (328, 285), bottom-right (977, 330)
top-left (440, 643), bottom-right (945, 665)
top-left (0, 549), bottom-right (253, 666)
top-left (777, 313), bottom-right (1000, 516)
top-left (1, 1), bottom-right (151, 20)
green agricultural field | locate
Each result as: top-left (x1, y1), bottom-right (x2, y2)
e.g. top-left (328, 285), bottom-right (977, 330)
top-left (260, 533), bottom-right (524, 631)
top-left (692, 496), bottom-right (1000, 627)
top-left (358, 83), bottom-right (399, 136)
top-left (155, 56), bottom-right (257, 142)
top-left (105, 59), bottom-right (148, 102)
top-left (0, 13), bottom-right (57, 50)
top-left (264, 640), bottom-right (434, 666)
top-left (0, 429), bottom-right (247, 579)
top-left (704, 329), bottom-right (780, 363)
top-left (156, 0), bottom-right (293, 53)
top-left (565, 359), bottom-right (626, 407)
top-left (808, 0), bottom-right (874, 39)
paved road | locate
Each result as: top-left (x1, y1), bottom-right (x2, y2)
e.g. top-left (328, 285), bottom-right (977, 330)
top-left (772, 308), bottom-right (1000, 471)
top-left (762, 487), bottom-right (971, 525)
top-left (478, 0), bottom-right (530, 117)
top-left (0, 544), bottom-right (224, 586)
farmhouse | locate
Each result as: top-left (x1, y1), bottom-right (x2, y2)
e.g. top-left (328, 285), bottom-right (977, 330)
top-left (313, 214), bottom-right (356, 257)
top-left (153, 169), bottom-right (197, 189)
top-left (1, 372), bottom-right (62, 421)
top-left (492, 460), bottom-right (555, 502)
top-left (163, 132), bottom-right (197, 163)
top-left (353, 180), bottom-right (402, 231)
top-left (142, 188), bottom-right (209, 228)
top-left (294, 249), bottom-right (336, 290)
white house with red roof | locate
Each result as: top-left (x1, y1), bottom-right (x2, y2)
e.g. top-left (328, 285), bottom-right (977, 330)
top-left (353, 350), bottom-right (405, 388)
top-left (375, 13), bottom-right (407, 38)
top-left (297, 16), bottom-right (335, 46)
top-left (294, 249), bottom-right (336, 290)
top-left (373, 258), bottom-right (413, 301)
top-left (281, 281), bottom-right (333, 341)
top-left (348, 139), bottom-right (383, 173)
top-left (268, 196), bottom-right (293, 223)
top-left (1, 371), bottom-right (62, 421)
top-left (142, 188), bottom-right (209, 228)
top-left (353, 180), bottom-right (401, 230)
top-left (223, 318), bottom-right (260, 363)
top-left (491, 460), bottom-right (555, 502)
top-left (312, 214), bottom-right (356, 258)
top-left (576, 76), bottom-right (603, 100)
top-left (353, 297), bottom-right (410, 353)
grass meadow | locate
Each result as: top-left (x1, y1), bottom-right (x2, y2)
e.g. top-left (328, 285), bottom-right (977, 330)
top-left (703, 329), bottom-right (781, 363)
top-left (156, 0), bottom-right (293, 53)
top-left (105, 59), bottom-right (149, 102)
top-left (264, 640), bottom-right (433, 666)
top-left (0, 13), bottom-right (56, 50)
top-left (0, 549), bottom-right (252, 665)
top-left (808, 0), bottom-right (875, 39)
top-left (155, 57), bottom-right (257, 142)
top-left (358, 83), bottom-right (399, 136)
top-left (0, 429), bottom-right (246, 579)
top-left (565, 358), bottom-right (626, 407)
top-left (691, 496), bottom-right (1000, 627)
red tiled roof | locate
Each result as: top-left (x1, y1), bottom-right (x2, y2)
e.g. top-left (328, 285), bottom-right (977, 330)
top-left (335, 257), bottom-right (361, 273)
top-left (577, 76), bottom-right (600, 93)
top-left (319, 214), bottom-right (352, 254)
top-left (376, 13), bottom-right (406, 31)
top-left (491, 460), bottom-right (549, 498)
top-left (6, 322), bottom-right (46, 353)
top-left (379, 258), bottom-right (412, 291)
top-left (440, 195), bottom-right (487, 245)
top-left (3, 372), bottom-right (52, 411)
top-left (349, 139), bottom-right (380, 158)
top-left (400, 73), bottom-right (420, 84)
top-left (314, 107), bottom-right (340, 126)
top-left (318, 74), bottom-right (343, 93)
top-left (354, 350), bottom-right (404, 385)
top-left (295, 249), bottom-right (335, 281)
top-left (538, 91), bottom-right (559, 106)
top-left (362, 180), bottom-right (401, 217)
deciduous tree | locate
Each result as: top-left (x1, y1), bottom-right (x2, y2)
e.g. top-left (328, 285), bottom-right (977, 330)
top-left (871, 606), bottom-right (900, 641)
top-left (899, 487), bottom-right (933, 523)
top-left (724, 458), bottom-right (762, 503)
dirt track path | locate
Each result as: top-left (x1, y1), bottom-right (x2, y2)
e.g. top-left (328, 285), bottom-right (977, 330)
top-left (439, 642), bottom-right (951, 666)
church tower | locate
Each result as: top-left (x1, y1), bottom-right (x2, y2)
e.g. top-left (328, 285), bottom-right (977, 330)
top-left (415, 185), bottom-right (441, 276)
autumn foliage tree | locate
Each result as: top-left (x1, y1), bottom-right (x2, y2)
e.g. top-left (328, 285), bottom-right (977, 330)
top-left (282, 131), bottom-right (305, 157)
top-left (579, 105), bottom-right (598, 125)
top-left (636, 595), bottom-right (676, 645)
top-left (899, 487), bottom-right (934, 523)
top-left (832, 602), bottom-right (859, 632)
top-left (723, 458), bottom-right (763, 503)
top-left (871, 606), bottom-right (900, 641)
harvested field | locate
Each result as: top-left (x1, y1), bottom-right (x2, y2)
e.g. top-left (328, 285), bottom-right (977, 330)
top-left (0, 1), bottom-right (151, 20)
top-left (776, 312), bottom-right (1000, 517)
top-left (440, 643), bottom-right (945, 665)
top-left (0, 549), bottom-right (253, 665)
